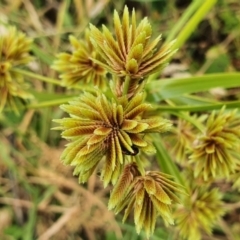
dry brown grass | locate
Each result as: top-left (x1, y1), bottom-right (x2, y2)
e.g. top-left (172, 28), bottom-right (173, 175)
top-left (0, 131), bottom-right (122, 239)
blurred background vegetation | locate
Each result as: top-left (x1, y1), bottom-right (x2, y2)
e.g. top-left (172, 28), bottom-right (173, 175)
top-left (0, 0), bottom-right (240, 239)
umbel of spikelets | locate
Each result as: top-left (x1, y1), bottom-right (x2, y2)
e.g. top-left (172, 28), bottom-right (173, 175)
top-left (0, 26), bottom-right (33, 112)
top-left (52, 30), bottom-right (107, 88)
top-left (89, 5), bottom-right (176, 96)
top-left (108, 163), bottom-right (186, 238)
top-left (189, 107), bottom-right (240, 181)
top-left (175, 185), bottom-right (225, 240)
top-left (53, 90), bottom-right (172, 187)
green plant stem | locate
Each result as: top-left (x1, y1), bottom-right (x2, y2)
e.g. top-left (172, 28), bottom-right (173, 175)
top-left (173, 0), bottom-right (217, 49)
top-left (165, 0), bottom-right (203, 44)
top-left (12, 68), bottom-right (95, 92)
top-left (148, 0), bottom-right (216, 82)
top-left (171, 111), bottom-right (205, 132)
top-left (12, 68), bottom-right (62, 86)
top-left (31, 43), bottom-right (55, 65)
top-left (153, 135), bottom-right (187, 188)
top-left (27, 97), bottom-right (75, 109)
top-left (123, 76), bottom-right (131, 96)
top-left (155, 100), bottom-right (240, 112)
top-left (164, 99), bottom-right (205, 132)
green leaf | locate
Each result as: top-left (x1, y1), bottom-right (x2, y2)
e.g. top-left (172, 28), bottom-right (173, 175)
top-left (24, 202), bottom-right (37, 240)
top-left (146, 73), bottom-right (240, 101)
top-left (4, 225), bottom-right (24, 238)
top-left (168, 95), bottom-right (218, 106)
top-left (172, 0), bottom-right (217, 50)
top-left (32, 43), bottom-right (55, 65)
top-left (165, 0), bottom-right (203, 44)
top-left (206, 54), bottom-right (230, 73)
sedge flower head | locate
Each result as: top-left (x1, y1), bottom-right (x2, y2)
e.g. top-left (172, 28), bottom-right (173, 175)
top-left (0, 26), bottom-right (33, 112)
top-left (108, 164), bottom-right (186, 238)
top-left (89, 6), bottom-right (176, 94)
top-left (175, 186), bottom-right (225, 240)
top-left (52, 30), bottom-right (107, 88)
top-left (166, 118), bottom-right (196, 165)
top-left (53, 91), bottom-right (172, 187)
top-left (189, 107), bottom-right (240, 181)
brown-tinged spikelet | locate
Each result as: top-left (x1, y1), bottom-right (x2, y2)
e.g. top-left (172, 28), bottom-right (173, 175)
top-left (189, 107), bottom-right (240, 181)
top-left (109, 166), bottom-right (186, 238)
top-left (89, 5), bottom-right (176, 95)
top-left (0, 26), bottom-right (33, 112)
top-left (52, 30), bottom-right (106, 88)
top-left (53, 90), bottom-right (172, 187)
top-left (175, 186), bottom-right (225, 240)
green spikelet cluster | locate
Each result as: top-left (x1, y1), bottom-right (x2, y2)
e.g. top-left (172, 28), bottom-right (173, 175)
top-left (0, 26), bottom-right (33, 112)
top-left (89, 6), bottom-right (176, 96)
top-left (175, 186), bottom-right (225, 240)
top-left (54, 91), bottom-right (172, 187)
top-left (189, 107), bottom-right (240, 181)
top-left (109, 164), bottom-right (186, 238)
top-left (52, 30), bottom-right (106, 88)
top-left (89, 6), bottom-right (175, 79)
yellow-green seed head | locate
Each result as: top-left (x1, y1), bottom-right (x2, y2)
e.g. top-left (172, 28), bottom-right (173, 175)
top-left (52, 30), bottom-right (107, 88)
top-left (53, 91), bottom-right (172, 187)
top-left (0, 26), bottom-right (33, 112)
top-left (89, 5), bottom-right (176, 95)
top-left (189, 107), bottom-right (240, 181)
top-left (109, 166), bottom-right (186, 238)
top-left (175, 186), bottom-right (225, 240)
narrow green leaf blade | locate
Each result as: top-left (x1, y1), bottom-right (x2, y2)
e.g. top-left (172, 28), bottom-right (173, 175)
top-left (146, 73), bottom-right (240, 100)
